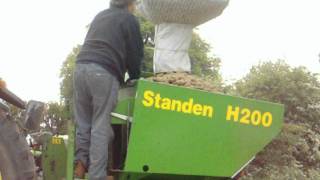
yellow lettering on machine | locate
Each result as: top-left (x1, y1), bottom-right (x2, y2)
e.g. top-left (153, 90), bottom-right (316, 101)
top-left (142, 90), bottom-right (214, 118)
top-left (226, 105), bottom-right (273, 128)
top-left (52, 137), bottom-right (62, 145)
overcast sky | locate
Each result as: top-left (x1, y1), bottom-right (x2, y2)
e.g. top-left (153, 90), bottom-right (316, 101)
top-left (0, 0), bottom-right (319, 102)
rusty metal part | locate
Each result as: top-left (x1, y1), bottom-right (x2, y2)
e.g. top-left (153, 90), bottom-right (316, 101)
top-left (24, 101), bottom-right (45, 131)
top-left (0, 87), bottom-right (26, 109)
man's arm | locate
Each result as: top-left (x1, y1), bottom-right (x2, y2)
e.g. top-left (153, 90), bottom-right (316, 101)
top-left (123, 15), bottom-right (144, 80)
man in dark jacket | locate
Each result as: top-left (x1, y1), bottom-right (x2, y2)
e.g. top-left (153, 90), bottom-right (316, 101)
top-left (73, 0), bottom-right (143, 179)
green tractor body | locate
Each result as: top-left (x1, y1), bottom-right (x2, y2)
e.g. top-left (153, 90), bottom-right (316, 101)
top-left (42, 80), bottom-right (284, 180)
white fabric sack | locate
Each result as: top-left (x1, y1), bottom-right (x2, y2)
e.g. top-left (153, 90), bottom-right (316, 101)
top-left (137, 0), bottom-right (229, 73)
top-left (154, 23), bottom-right (193, 73)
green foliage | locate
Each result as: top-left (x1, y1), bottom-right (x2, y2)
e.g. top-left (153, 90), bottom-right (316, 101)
top-left (236, 61), bottom-right (320, 179)
top-left (241, 123), bottom-right (320, 180)
top-left (59, 45), bottom-right (80, 118)
top-left (189, 32), bottom-right (221, 80)
top-left (235, 60), bottom-right (320, 125)
top-left (43, 102), bottom-right (69, 134)
top-left (136, 13), bottom-right (155, 41)
top-left (135, 13), bottom-right (155, 73)
top-left (142, 46), bottom-right (154, 72)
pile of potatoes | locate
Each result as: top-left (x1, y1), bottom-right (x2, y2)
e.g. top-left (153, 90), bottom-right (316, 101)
top-left (149, 72), bottom-right (218, 92)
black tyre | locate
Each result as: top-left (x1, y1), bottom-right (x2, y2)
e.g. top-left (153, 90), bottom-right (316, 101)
top-left (0, 113), bottom-right (36, 180)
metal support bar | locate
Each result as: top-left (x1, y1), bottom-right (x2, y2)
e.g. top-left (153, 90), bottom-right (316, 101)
top-left (111, 112), bottom-right (132, 123)
top-left (66, 121), bottom-right (75, 180)
top-left (0, 88), bottom-right (26, 109)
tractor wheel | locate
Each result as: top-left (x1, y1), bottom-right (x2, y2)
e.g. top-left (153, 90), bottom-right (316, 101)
top-left (0, 116), bottom-right (36, 180)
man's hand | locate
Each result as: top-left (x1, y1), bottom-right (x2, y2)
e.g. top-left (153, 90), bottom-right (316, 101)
top-left (0, 79), bottom-right (6, 89)
top-left (125, 79), bottom-right (139, 87)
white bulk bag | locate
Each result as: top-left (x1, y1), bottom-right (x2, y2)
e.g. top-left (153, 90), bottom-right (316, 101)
top-left (154, 23), bottom-right (193, 73)
top-left (138, 0), bottom-right (229, 73)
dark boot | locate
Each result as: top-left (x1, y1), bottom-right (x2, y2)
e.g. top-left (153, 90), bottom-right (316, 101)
top-left (107, 176), bottom-right (115, 180)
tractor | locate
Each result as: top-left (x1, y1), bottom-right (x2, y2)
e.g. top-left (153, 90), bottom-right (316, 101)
top-left (0, 79), bottom-right (44, 180)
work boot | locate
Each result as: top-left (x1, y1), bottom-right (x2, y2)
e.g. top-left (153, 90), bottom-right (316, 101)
top-left (107, 176), bottom-right (115, 180)
top-left (74, 161), bottom-right (87, 179)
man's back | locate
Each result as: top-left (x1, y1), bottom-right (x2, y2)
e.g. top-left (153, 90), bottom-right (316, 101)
top-left (77, 6), bottom-right (144, 83)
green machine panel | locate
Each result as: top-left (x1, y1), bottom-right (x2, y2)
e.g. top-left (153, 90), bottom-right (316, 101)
top-left (42, 136), bottom-right (67, 180)
top-left (123, 80), bottom-right (284, 178)
top-left (112, 87), bottom-right (136, 124)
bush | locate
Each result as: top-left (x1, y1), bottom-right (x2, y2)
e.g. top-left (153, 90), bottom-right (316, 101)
top-left (241, 123), bottom-right (320, 180)
top-left (235, 60), bottom-right (320, 125)
top-left (235, 61), bottom-right (320, 179)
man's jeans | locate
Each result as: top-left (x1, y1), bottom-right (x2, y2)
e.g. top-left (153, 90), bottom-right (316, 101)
top-left (74, 63), bottom-right (119, 180)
